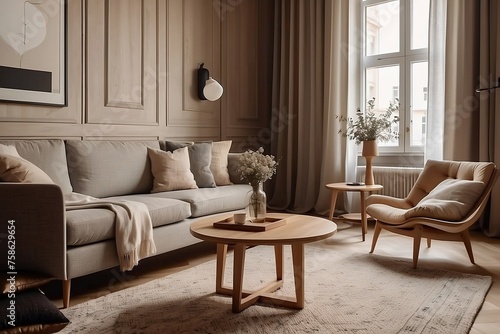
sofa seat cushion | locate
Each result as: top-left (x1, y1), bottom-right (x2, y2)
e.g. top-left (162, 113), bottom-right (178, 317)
top-left (66, 197), bottom-right (190, 246)
top-left (105, 195), bottom-right (192, 227)
top-left (149, 184), bottom-right (251, 217)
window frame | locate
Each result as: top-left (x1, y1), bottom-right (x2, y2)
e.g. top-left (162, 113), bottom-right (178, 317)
top-left (360, 0), bottom-right (429, 156)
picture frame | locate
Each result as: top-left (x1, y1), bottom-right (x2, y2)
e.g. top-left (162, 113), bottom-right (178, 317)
top-left (0, 0), bottom-right (67, 106)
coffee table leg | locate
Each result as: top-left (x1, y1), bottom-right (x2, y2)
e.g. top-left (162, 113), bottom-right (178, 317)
top-left (216, 244), bottom-right (228, 294)
top-left (274, 244), bottom-right (284, 281)
top-left (232, 243), bottom-right (247, 312)
top-left (291, 243), bottom-right (305, 308)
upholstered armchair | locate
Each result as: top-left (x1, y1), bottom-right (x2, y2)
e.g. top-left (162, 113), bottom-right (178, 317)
top-left (366, 160), bottom-right (498, 268)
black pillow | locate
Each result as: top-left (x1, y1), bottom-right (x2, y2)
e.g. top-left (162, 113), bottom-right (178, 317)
top-left (0, 289), bottom-right (69, 333)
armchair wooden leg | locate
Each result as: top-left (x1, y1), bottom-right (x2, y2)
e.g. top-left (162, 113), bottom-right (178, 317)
top-left (426, 238), bottom-right (431, 248)
top-left (370, 223), bottom-right (382, 253)
top-left (412, 226), bottom-right (423, 269)
top-left (461, 230), bottom-right (475, 264)
top-left (62, 279), bottom-right (71, 309)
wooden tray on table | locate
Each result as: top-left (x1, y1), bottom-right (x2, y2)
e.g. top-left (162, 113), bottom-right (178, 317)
top-left (213, 216), bottom-right (286, 232)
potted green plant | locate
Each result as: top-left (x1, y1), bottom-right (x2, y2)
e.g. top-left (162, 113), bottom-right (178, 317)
top-left (337, 98), bottom-right (399, 184)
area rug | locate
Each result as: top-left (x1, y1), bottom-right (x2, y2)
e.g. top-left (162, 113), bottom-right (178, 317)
top-left (60, 241), bottom-right (491, 334)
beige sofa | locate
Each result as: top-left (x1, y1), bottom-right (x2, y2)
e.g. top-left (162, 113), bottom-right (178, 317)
top-left (0, 139), bottom-right (250, 307)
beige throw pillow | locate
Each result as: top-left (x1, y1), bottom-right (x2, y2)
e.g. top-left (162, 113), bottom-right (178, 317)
top-left (210, 141), bottom-right (233, 186)
top-left (148, 147), bottom-right (198, 193)
top-left (0, 154), bottom-right (55, 184)
top-left (407, 179), bottom-right (485, 221)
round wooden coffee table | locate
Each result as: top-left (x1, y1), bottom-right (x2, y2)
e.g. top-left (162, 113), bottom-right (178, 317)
top-left (190, 213), bottom-right (337, 312)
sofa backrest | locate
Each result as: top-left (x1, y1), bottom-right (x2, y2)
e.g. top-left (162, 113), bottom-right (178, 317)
top-left (0, 139), bottom-right (73, 194)
top-left (65, 140), bottom-right (160, 198)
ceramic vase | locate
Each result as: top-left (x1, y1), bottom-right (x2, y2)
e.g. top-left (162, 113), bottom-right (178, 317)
top-left (246, 183), bottom-right (267, 222)
top-left (362, 140), bottom-right (378, 185)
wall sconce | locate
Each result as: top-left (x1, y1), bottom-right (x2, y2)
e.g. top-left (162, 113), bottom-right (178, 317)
top-left (198, 63), bottom-right (223, 101)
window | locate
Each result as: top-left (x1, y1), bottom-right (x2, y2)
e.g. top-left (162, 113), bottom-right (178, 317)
top-left (361, 0), bottom-right (429, 153)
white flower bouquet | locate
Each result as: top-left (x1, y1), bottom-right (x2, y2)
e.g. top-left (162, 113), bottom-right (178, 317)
top-left (237, 147), bottom-right (278, 187)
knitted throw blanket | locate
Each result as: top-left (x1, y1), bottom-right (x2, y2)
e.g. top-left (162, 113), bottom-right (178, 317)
top-left (64, 193), bottom-right (157, 271)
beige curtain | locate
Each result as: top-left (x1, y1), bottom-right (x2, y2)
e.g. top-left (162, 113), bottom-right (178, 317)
top-left (268, 0), bottom-right (358, 214)
top-left (427, 0), bottom-right (500, 236)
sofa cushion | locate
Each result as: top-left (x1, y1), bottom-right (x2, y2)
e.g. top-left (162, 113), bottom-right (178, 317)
top-left (66, 197), bottom-right (190, 246)
top-left (164, 141), bottom-right (216, 188)
top-left (0, 140), bottom-right (73, 194)
top-left (210, 141), bottom-right (233, 186)
top-left (148, 147), bottom-right (198, 192)
top-left (149, 184), bottom-right (251, 217)
top-left (106, 195), bottom-right (192, 227)
top-left (0, 289), bottom-right (69, 333)
top-left (228, 153), bottom-right (246, 184)
top-left (0, 154), bottom-right (55, 184)
top-left (1, 272), bottom-right (54, 294)
top-left (0, 144), bottom-right (18, 156)
top-left (66, 140), bottom-right (160, 198)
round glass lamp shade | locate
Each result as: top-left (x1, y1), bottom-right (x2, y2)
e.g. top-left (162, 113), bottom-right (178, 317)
top-left (203, 78), bottom-right (223, 101)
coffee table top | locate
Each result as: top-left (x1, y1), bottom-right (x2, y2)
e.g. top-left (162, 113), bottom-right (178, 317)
top-left (190, 213), bottom-right (337, 245)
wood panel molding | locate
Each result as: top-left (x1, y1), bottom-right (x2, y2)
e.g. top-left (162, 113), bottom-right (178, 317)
top-left (167, 0), bottom-right (221, 128)
top-left (221, 0), bottom-right (274, 145)
top-left (86, 0), bottom-right (159, 126)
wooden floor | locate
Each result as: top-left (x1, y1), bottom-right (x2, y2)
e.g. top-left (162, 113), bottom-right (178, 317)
top-left (44, 221), bottom-right (500, 333)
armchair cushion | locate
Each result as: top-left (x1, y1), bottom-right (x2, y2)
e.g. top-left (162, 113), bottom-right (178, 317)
top-left (366, 204), bottom-right (408, 224)
top-left (407, 179), bottom-right (485, 221)
top-left (367, 179), bottom-right (485, 223)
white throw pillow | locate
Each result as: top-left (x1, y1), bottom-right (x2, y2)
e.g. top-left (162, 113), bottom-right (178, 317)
top-left (0, 144), bottom-right (19, 156)
top-left (148, 147), bottom-right (198, 193)
top-left (210, 141), bottom-right (233, 186)
top-left (406, 178), bottom-right (485, 221)
top-left (0, 154), bottom-right (55, 184)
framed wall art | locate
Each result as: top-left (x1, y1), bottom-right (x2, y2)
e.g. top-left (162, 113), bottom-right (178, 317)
top-left (0, 0), bottom-right (66, 106)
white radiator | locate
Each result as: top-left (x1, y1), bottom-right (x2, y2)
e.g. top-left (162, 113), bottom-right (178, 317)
top-left (357, 166), bottom-right (422, 198)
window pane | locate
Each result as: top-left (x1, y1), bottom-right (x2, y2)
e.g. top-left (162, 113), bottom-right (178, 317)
top-left (411, 0), bottom-right (429, 49)
top-left (410, 61), bottom-right (428, 147)
top-left (365, 1), bottom-right (400, 56)
top-left (365, 65), bottom-right (400, 146)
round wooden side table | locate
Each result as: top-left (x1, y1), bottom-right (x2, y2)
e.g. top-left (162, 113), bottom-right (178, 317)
top-left (326, 182), bottom-right (383, 241)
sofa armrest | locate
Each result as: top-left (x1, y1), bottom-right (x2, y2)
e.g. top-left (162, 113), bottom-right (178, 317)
top-left (0, 183), bottom-right (66, 280)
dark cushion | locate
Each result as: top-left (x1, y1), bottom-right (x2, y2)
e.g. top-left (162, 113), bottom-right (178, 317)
top-left (1, 272), bottom-right (53, 294)
top-left (0, 289), bottom-right (69, 333)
